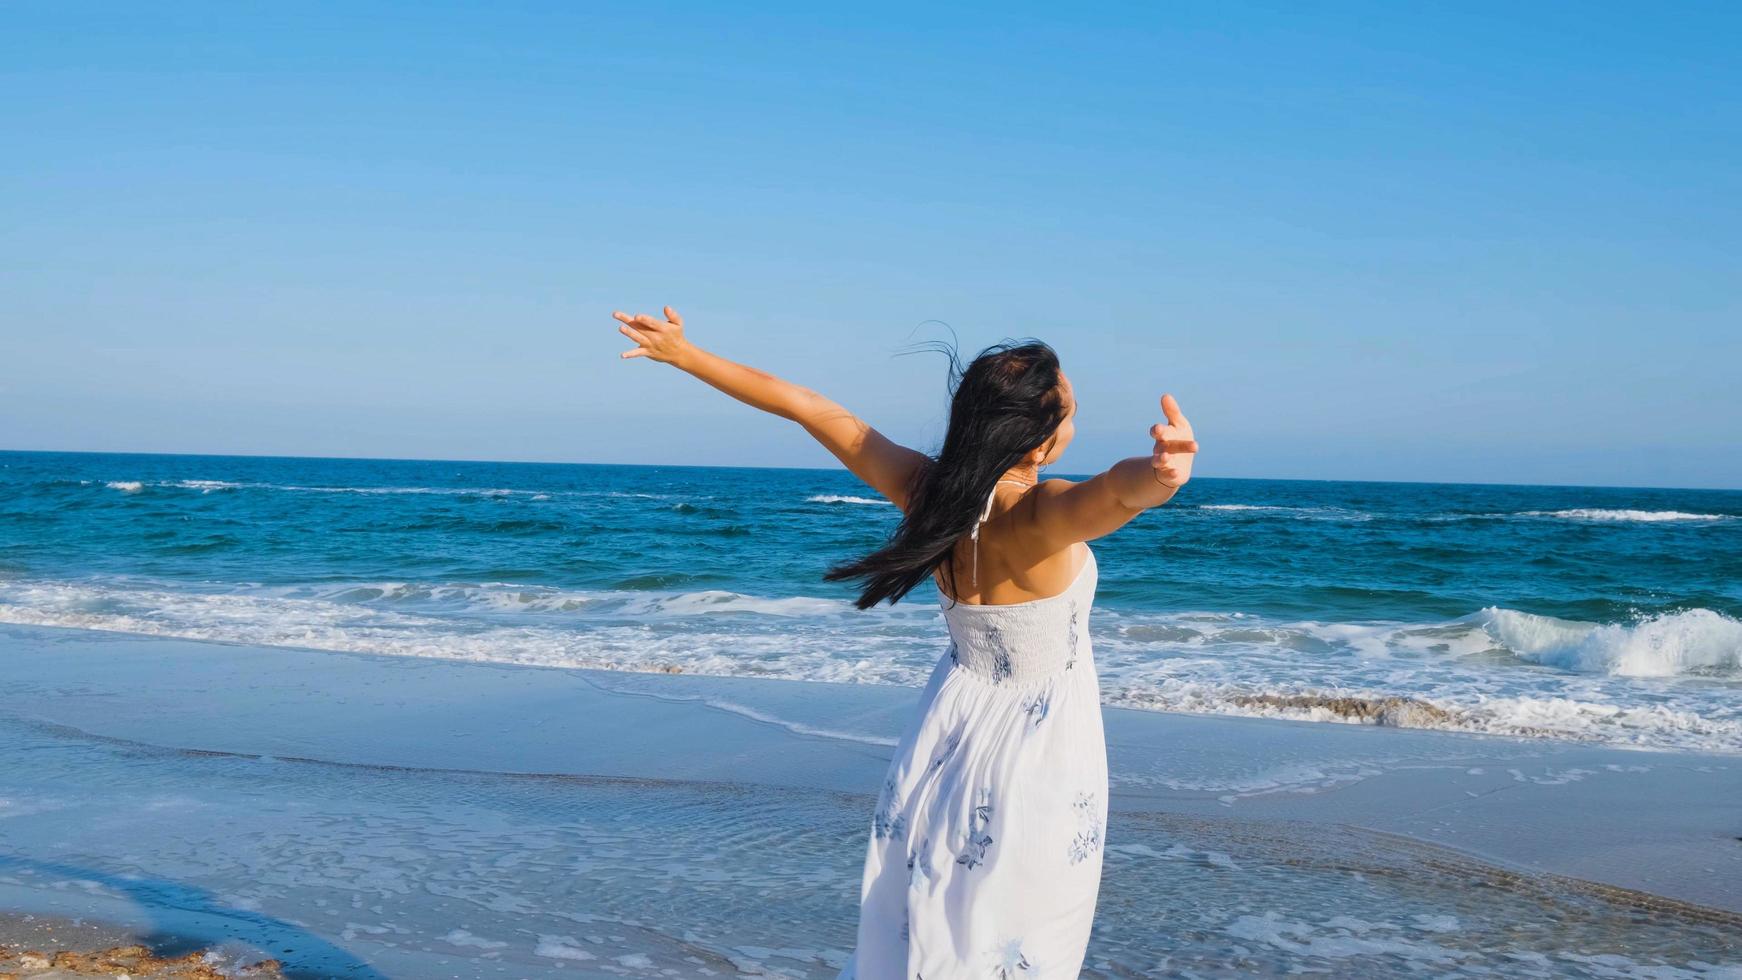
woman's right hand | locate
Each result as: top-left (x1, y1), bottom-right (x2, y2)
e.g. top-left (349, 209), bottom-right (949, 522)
top-left (613, 306), bottom-right (693, 366)
top-left (1149, 394), bottom-right (1198, 489)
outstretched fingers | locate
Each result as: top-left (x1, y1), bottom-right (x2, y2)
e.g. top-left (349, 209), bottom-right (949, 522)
top-left (1148, 424), bottom-right (1197, 454)
top-left (1143, 393), bottom-right (1198, 490)
top-left (614, 311), bottom-right (665, 331)
top-left (618, 325), bottom-right (652, 359)
top-left (1150, 393), bottom-right (1198, 459)
top-left (611, 305), bottom-right (687, 364)
top-left (612, 311), bottom-right (658, 360)
top-left (1160, 393), bottom-right (1188, 427)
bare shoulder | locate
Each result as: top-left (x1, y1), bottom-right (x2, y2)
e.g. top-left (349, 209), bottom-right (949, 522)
top-left (1022, 476), bottom-right (1085, 519)
top-left (1025, 474), bottom-right (1112, 512)
top-left (1032, 476), bottom-right (1082, 499)
top-left (1013, 477), bottom-right (1089, 546)
top-left (1023, 471), bottom-right (1140, 547)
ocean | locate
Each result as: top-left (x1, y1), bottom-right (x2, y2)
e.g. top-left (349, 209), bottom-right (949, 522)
top-left (3, 450), bottom-right (1739, 754)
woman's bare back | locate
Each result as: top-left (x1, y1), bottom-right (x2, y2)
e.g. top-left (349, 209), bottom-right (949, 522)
top-left (933, 483), bottom-right (1089, 605)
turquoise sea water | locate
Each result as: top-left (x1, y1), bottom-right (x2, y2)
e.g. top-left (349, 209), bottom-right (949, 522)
top-left (3, 450), bottom-right (1739, 752)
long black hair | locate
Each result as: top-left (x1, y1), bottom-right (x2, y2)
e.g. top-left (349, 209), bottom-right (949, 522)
top-left (825, 340), bottom-right (1068, 609)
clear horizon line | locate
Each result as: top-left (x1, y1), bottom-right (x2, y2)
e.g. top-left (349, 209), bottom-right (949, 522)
top-left (3, 446), bottom-right (1739, 495)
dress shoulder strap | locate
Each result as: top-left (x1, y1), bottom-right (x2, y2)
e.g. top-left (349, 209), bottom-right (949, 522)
top-left (969, 479), bottom-right (1034, 589)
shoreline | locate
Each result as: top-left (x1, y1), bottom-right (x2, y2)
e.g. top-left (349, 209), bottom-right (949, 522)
top-left (3, 604), bottom-right (1736, 756)
top-left (2, 623), bottom-right (1737, 976)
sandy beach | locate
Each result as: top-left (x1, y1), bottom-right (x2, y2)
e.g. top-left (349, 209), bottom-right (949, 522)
top-left (1, 622), bottom-right (1736, 977)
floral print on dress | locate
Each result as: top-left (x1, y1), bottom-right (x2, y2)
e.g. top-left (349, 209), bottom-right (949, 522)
top-left (990, 939), bottom-right (1031, 978)
top-left (1065, 599), bottom-right (1080, 670)
top-left (956, 788), bottom-right (995, 869)
top-left (1067, 791), bottom-right (1102, 864)
top-left (1020, 693), bottom-right (1049, 729)
top-left (927, 732), bottom-right (962, 775)
top-left (985, 624), bottom-right (1013, 683)
top-left (873, 777), bottom-right (907, 841)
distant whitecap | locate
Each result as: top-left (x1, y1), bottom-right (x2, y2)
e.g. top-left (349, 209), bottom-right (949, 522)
top-left (1516, 509), bottom-right (1726, 523)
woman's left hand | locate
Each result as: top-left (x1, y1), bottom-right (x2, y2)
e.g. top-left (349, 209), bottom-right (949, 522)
top-left (613, 306), bottom-right (693, 365)
top-left (1149, 394), bottom-right (1198, 489)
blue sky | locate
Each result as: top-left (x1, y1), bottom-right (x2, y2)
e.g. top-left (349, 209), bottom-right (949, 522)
top-left (3, 2), bottom-right (1738, 488)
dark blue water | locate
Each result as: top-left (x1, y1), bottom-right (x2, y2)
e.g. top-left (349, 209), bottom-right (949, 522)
top-left (3, 450), bottom-right (1739, 751)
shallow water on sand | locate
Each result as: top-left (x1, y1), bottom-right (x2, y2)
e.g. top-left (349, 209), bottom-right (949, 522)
top-left (2, 711), bottom-right (1736, 979)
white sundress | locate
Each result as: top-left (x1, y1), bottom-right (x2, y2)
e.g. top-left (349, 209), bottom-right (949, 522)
top-left (837, 515), bottom-right (1108, 979)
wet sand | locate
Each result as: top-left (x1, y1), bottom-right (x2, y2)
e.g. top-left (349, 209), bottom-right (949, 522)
top-left (0, 910), bottom-right (282, 977)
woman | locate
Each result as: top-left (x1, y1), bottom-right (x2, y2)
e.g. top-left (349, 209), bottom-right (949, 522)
top-left (613, 307), bottom-right (1197, 978)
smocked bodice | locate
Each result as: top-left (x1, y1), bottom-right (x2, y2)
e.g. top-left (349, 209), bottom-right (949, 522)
top-left (940, 546), bottom-right (1097, 684)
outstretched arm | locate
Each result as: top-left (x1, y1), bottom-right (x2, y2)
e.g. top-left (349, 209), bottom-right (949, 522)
top-left (1030, 394), bottom-right (1198, 545)
top-left (613, 306), bottom-right (928, 509)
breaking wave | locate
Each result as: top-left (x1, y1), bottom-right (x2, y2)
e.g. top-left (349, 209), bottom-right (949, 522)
top-left (1197, 504), bottom-right (1370, 520)
top-left (805, 494), bottom-right (893, 506)
top-left (1483, 607), bottom-right (1742, 677)
top-left (1514, 509), bottom-right (1728, 523)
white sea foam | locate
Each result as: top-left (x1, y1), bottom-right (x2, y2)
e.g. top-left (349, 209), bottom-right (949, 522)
top-left (1223, 911), bottom-right (1460, 963)
top-left (442, 929), bottom-right (507, 949)
top-left (3, 577), bottom-right (1737, 753)
top-left (1516, 509), bottom-right (1728, 523)
top-left (1484, 607), bottom-right (1742, 676)
top-left (135, 479), bottom-right (544, 497)
top-left (534, 936), bottom-right (596, 961)
top-left (172, 479), bottom-right (243, 492)
top-left (0, 576), bottom-right (933, 688)
top-left (643, 589), bottom-right (847, 618)
top-left (315, 581), bottom-right (857, 620)
top-left (806, 494), bottom-right (893, 506)
top-left (93, 480), bottom-right (550, 497)
top-left (278, 483), bottom-right (527, 496)
top-left (1115, 606), bottom-right (1742, 680)
top-left (1198, 504), bottom-right (1372, 521)
top-left (1093, 607), bottom-right (1742, 751)
top-left (1199, 504), bottom-right (1291, 512)
top-left (1199, 505), bottom-right (1731, 524)
top-left (1106, 677), bottom-right (1742, 752)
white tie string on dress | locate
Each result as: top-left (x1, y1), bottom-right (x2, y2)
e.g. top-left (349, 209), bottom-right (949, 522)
top-left (970, 479), bottom-right (1034, 589)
